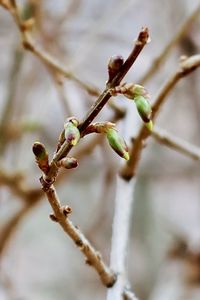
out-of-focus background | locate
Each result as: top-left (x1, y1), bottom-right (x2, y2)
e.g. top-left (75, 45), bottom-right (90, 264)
top-left (0, 0), bottom-right (200, 299)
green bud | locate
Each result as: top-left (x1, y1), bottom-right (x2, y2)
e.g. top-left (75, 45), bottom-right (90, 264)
top-left (106, 128), bottom-right (129, 160)
top-left (134, 95), bottom-right (152, 123)
top-left (145, 120), bottom-right (153, 131)
top-left (64, 119), bottom-right (80, 146)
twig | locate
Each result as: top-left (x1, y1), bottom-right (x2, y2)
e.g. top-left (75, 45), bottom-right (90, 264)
top-left (44, 184), bottom-right (116, 287)
top-left (140, 4), bottom-right (200, 84)
top-left (43, 27), bottom-right (149, 186)
top-left (5, 2), bottom-right (149, 293)
top-left (120, 54), bottom-right (200, 180)
top-left (36, 28), bottom-right (149, 289)
top-left (152, 126), bottom-right (200, 161)
top-left (1, 2), bottom-right (128, 120)
top-left (108, 53), bottom-right (200, 300)
top-left (4, 3), bottom-right (99, 96)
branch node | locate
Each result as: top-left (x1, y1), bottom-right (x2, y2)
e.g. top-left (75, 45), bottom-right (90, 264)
top-left (62, 205), bottom-right (72, 217)
top-left (49, 213), bottom-right (58, 222)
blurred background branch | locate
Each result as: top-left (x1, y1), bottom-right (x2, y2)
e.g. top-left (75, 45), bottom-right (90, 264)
top-left (0, 1), bottom-right (200, 300)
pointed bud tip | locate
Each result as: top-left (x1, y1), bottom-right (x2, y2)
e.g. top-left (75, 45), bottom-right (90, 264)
top-left (123, 152), bottom-right (130, 161)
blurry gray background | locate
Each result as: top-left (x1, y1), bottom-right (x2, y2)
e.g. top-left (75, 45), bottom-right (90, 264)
top-left (0, 0), bottom-right (200, 299)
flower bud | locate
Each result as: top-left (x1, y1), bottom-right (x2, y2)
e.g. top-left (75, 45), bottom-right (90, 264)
top-left (32, 142), bottom-right (49, 173)
top-left (64, 118), bottom-right (80, 146)
top-left (134, 95), bottom-right (152, 123)
top-left (106, 128), bottom-right (129, 160)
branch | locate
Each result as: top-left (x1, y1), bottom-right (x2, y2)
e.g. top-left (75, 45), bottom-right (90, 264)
top-left (107, 53), bottom-right (200, 300)
top-left (152, 126), bottom-right (200, 161)
top-left (139, 4), bottom-right (200, 84)
top-left (43, 27), bottom-right (149, 186)
top-left (1, 2), bottom-right (99, 96)
top-left (32, 28), bottom-right (149, 291)
top-left (120, 54), bottom-right (200, 180)
top-left (6, 2), bottom-right (149, 292)
top-left (44, 184), bottom-right (116, 287)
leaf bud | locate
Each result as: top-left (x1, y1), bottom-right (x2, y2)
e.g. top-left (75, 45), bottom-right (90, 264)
top-left (57, 157), bottom-right (78, 169)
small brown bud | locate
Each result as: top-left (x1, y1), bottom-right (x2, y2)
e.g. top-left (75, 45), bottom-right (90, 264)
top-left (62, 205), bottom-right (72, 217)
top-left (20, 18), bottom-right (35, 32)
top-left (22, 40), bottom-right (34, 51)
top-left (85, 258), bottom-right (92, 265)
top-left (107, 55), bottom-right (124, 85)
top-left (57, 157), bottom-right (78, 169)
top-left (49, 213), bottom-right (58, 222)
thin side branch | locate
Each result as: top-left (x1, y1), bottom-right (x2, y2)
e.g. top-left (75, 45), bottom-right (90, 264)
top-left (152, 126), bottom-right (200, 161)
top-left (120, 54), bottom-right (200, 180)
top-left (1, 2), bottom-right (99, 96)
